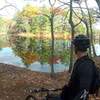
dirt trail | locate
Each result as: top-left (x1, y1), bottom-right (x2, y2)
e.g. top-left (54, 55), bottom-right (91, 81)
top-left (0, 63), bottom-right (68, 100)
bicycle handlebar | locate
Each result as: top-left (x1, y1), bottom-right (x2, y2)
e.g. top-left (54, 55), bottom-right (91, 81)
top-left (30, 88), bottom-right (62, 93)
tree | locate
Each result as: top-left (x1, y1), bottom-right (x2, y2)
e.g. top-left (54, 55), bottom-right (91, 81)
top-left (75, 0), bottom-right (96, 57)
top-left (36, 0), bottom-right (67, 76)
top-left (0, 0), bottom-right (18, 34)
top-left (18, 5), bottom-right (39, 19)
top-left (84, 0), bottom-right (96, 57)
top-left (58, 0), bottom-right (83, 72)
top-left (57, 0), bottom-right (99, 72)
top-left (8, 0), bottom-right (99, 73)
top-left (96, 0), bottom-right (100, 12)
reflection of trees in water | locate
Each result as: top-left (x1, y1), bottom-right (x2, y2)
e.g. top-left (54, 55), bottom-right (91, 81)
top-left (0, 35), bottom-right (9, 48)
top-left (10, 36), bottom-right (70, 73)
top-left (0, 48), bottom-right (2, 51)
top-left (11, 36), bottom-right (39, 67)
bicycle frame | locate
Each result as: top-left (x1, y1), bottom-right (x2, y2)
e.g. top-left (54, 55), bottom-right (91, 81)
top-left (25, 88), bottom-right (62, 100)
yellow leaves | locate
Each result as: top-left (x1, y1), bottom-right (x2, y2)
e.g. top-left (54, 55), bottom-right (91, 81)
top-left (21, 5), bottom-right (39, 18)
top-left (17, 4), bottom-right (65, 19)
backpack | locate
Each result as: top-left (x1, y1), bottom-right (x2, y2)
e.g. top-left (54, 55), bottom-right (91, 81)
top-left (95, 67), bottom-right (100, 90)
top-left (89, 66), bottom-right (100, 94)
top-left (96, 67), bottom-right (100, 87)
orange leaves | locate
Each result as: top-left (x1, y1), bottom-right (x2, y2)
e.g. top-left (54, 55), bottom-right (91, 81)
top-left (20, 51), bottom-right (39, 64)
top-left (50, 7), bottom-right (64, 15)
top-left (54, 8), bottom-right (64, 15)
top-left (48, 56), bottom-right (61, 64)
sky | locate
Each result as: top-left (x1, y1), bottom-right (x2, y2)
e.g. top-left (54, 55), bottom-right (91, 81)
top-left (0, 0), bottom-right (98, 19)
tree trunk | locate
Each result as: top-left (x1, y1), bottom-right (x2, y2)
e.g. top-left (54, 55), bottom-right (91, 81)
top-left (68, 0), bottom-right (75, 73)
top-left (96, 0), bottom-right (100, 11)
top-left (85, 0), bottom-right (96, 57)
top-left (50, 14), bottom-right (55, 77)
top-left (99, 34), bottom-right (100, 45)
top-left (84, 21), bottom-right (92, 57)
top-left (78, 2), bottom-right (92, 57)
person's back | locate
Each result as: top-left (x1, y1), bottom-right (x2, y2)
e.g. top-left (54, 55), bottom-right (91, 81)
top-left (68, 55), bottom-right (96, 95)
top-left (61, 34), bottom-right (97, 100)
top-left (61, 55), bottom-right (97, 100)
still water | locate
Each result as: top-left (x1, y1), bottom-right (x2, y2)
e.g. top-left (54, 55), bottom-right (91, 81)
top-left (0, 35), bottom-right (70, 72)
top-left (0, 47), bottom-right (68, 72)
top-left (0, 35), bottom-right (100, 73)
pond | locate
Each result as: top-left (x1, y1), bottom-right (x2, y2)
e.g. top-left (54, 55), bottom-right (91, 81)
top-left (0, 35), bottom-right (100, 73)
top-left (0, 35), bottom-right (70, 73)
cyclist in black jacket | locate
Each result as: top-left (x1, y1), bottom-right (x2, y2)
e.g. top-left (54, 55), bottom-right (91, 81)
top-left (61, 34), bottom-right (97, 100)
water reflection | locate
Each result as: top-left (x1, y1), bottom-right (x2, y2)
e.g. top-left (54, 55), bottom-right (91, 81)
top-left (0, 47), bottom-right (25, 67)
top-left (0, 35), bottom-right (100, 73)
top-left (94, 44), bottom-right (100, 56)
top-left (3, 35), bottom-right (70, 72)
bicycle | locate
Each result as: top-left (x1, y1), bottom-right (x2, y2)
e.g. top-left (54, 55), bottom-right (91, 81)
top-left (25, 87), bottom-right (97, 100)
top-left (25, 87), bottom-right (62, 100)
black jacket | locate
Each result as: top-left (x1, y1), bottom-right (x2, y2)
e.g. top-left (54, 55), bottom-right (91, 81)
top-left (68, 55), bottom-right (96, 98)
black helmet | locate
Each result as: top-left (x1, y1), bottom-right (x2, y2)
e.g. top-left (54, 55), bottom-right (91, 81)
top-left (72, 34), bottom-right (90, 51)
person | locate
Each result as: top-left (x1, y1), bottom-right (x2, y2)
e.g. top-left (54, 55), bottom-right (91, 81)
top-left (61, 34), bottom-right (97, 100)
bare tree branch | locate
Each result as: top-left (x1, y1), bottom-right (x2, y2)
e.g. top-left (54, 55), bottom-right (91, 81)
top-left (4, 0), bottom-right (19, 10)
top-left (49, 0), bottom-right (56, 7)
top-left (56, 4), bottom-right (66, 8)
top-left (96, 0), bottom-right (100, 11)
top-left (72, 9), bottom-right (83, 21)
top-left (68, 0), bottom-right (75, 72)
top-left (63, 9), bottom-right (70, 21)
top-left (0, 4), bottom-right (18, 11)
top-left (57, 0), bottom-right (70, 6)
top-left (74, 20), bottom-right (82, 27)
top-left (85, 0), bottom-right (96, 57)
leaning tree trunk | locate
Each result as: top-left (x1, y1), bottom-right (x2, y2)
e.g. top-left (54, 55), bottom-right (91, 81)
top-left (96, 0), bottom-right (100, 12)
top-left (99, 34), bottom-right (100, 45)
top-left (84, 21), bottom-right (92, 57)
top-left (85, 0), bottom-right (96, 57)
top-left (50, 14), bottom-right (55, 77)
top-left (79, 2), bottom-right (92, 58)
top-left (68, 0), bottom-right (75, 73)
